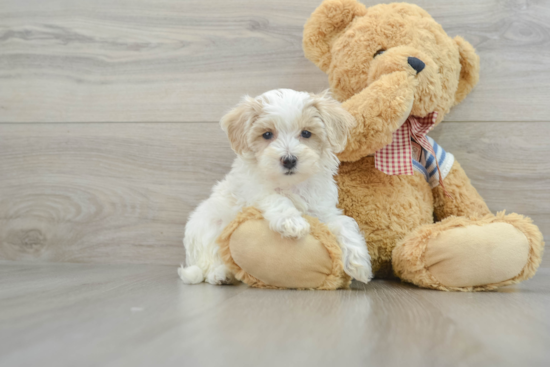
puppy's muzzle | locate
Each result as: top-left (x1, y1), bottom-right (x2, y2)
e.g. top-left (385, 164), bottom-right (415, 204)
top-left (281, 156), bottom-right (297, 170)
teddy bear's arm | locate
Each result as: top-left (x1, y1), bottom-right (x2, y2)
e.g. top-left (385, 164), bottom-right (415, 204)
top-left (432, 160), bottom-right (491, 220)
top-left (338, 71), bottom-right (417, 162)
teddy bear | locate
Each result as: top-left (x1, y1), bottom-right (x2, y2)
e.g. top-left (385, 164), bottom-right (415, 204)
top-left (218, 0), bottom-right (544, 291)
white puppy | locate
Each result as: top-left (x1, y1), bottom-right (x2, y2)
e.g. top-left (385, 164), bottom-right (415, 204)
top-left (178, 89), bottom-right (372, 285)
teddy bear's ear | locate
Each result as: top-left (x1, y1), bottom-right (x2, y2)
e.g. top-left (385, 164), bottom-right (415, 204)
top-left (303, 0), bottom-right (367, 72)
top-left (453, 36), bottom-right (480, 105)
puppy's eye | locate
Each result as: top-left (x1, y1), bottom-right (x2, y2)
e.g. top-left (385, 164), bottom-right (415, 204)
top-left (262, 132), bottom-right (273, 140)
top-left (301, 130), bottom-right (312, 138)
top-left (374, 49), bottom-right (386, 58)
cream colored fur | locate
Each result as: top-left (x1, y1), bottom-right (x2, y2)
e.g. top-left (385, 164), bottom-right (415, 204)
top-left (179, 89), bottom-right (372, 285)
top-left (300, 0), bottom-right (544, 291)
top-left (217, 207), bottom-right (351, 290)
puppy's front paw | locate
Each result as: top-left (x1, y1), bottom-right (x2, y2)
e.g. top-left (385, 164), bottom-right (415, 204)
top-left (272, 216), bottom-right (310, 239)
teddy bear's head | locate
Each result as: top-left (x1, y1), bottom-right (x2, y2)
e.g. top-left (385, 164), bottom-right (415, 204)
top-left (303, 0), bottom-right (479, 155)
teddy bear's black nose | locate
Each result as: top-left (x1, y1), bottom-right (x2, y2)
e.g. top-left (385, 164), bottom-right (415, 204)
top-left (408, 57), bottom-right (425, 74)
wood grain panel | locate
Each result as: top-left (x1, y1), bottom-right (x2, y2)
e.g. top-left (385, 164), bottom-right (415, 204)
top-left (430, 121), bottom-right (550, 215)
top-left (1, 0), bottom-right (550, 122)
top-left (0, 121), bottom-right (548, 265)
top-left (1, 261), bottom-right (549, 367)
top-left (0, 123), bottom-right (233, 265)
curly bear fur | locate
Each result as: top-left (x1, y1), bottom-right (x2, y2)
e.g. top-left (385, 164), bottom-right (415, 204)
top-left (303, 0), bottom-right (544, 290)
top-left (218, 0), bottom-right (544, 291)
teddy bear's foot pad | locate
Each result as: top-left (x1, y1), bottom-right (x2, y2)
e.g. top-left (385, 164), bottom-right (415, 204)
top-left (229, 219), bottom-right (333, 288)
top-left (217, 207), bottom-right (351, 290)
top-left (424, 223), bottom-right (529, 287)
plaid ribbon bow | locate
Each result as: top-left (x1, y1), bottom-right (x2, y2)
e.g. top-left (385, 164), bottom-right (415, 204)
top-left (375, 111), bottom-right (451, 198)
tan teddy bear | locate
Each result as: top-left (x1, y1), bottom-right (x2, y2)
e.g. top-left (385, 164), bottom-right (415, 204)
top-left (220, 0), bottom-right (544, 291)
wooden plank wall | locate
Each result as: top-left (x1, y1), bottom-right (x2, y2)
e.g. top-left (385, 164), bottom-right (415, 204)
top-left (1, 0), bottom-right (549, 265)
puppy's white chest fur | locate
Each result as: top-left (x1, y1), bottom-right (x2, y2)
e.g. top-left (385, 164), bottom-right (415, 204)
top-left (274, 186), bottom-right (309, 213)
top-left (179, 88), bottom-right (372, 286)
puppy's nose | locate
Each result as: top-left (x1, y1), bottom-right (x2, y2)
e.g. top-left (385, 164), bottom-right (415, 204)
top-left (281, 156), bottom-right (297, 169)
top-left (407, 57), bottom-right (425, 74)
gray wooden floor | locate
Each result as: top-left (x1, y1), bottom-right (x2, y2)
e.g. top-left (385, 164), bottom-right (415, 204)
top-left (1, 260), bottom-right (549, 367)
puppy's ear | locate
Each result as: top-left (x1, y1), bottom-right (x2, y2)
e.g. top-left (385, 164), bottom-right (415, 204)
top-left (303, 0), bottom-right (367, 72)
top-left (220, 96), bottom-right (263, 155)
top-left (312, 90), bottom-right (356, 153)
top-left (454, 36), bottom-right (480, 105)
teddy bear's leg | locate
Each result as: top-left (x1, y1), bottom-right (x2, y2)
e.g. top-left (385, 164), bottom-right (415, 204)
top-left (392, 213), bottom-right (544, 291)
top-left (217, 207), bottom-right (351, 290)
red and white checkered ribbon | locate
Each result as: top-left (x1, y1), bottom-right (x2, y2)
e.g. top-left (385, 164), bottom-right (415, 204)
top-left (375, 111), bottom-right (452, 198)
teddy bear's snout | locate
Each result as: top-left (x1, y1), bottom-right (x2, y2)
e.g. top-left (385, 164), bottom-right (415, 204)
top-left (407, 57), bottom-right (425, 74)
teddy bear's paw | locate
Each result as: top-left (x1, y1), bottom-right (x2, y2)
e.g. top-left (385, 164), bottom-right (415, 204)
top-left (421, 222), bottom-right (532, 289)
top-left (393, 214), bottom-right (544, 291)
top-left (271, 215), bottom-right (310, 239)
top-left (395, 94), bottom-right (415, 129)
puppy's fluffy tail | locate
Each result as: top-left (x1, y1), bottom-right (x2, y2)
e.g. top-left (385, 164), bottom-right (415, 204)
top-left (178, 265), bottom-right (204, 284)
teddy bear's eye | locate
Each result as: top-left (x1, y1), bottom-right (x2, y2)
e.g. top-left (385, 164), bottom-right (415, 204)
top-left (374, 49), bottom-right (386, 58)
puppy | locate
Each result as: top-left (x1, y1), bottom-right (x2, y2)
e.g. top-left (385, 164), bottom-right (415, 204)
top-left (178, 89), bottom-right (372, 285)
